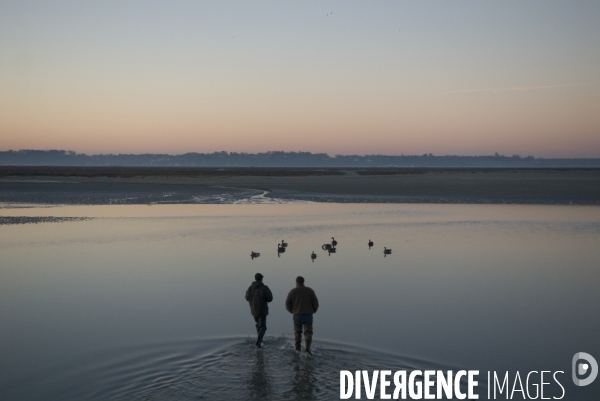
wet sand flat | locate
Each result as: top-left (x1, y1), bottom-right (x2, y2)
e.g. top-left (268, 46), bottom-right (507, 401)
top-left (1, 168), bottom-right (600, 204)
top-left (197, 169), bottom-right (600, 204)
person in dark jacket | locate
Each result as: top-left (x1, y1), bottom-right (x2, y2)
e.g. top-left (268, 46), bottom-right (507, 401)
top-left (285, 276), bottom-right (319, 355)
top-left (245, 273), bottom-right (273, 348)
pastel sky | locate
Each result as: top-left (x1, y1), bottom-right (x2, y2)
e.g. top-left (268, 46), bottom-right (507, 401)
top-left (1, 1), bottom-right (599, 157)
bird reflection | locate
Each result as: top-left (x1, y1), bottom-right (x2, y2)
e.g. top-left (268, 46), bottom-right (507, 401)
top-left (278, 244), bottom-right (286, 257)
top-left (251, 251), bottom-right (260, 260)
top-left (368, 239), bottom-right (373, 249)
top-left (327, 247), bottom-right (336, 256)
top-left (384, 247), bottom-right (392, 257)
top-left (311, 251), bottom-right (317, 263)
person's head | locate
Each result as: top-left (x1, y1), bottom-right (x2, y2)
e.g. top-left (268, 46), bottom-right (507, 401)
top-left (255, 273), bottom-right (264, 281)
top-left (296, 276), bottom-right (305, 285)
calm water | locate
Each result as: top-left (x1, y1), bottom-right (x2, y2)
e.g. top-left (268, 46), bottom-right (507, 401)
top-left (1, 204), bottom-right (599, 400)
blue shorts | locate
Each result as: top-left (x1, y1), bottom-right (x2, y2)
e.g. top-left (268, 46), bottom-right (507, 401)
top-left (293, 314), bottom-right (313, 326)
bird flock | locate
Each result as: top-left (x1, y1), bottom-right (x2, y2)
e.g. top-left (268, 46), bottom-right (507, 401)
top-left (250, 237), bottom-right (392, 261)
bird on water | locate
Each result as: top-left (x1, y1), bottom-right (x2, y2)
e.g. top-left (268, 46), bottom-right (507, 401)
top-left (278, 243), bottom-right (286, 256)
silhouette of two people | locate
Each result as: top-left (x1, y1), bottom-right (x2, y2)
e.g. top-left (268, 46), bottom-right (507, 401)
top-left (245, 274), bottom-right (319, 355)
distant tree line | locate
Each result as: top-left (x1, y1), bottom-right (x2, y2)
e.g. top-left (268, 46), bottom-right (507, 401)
top-left (1, 149), bottom-right (599, 167)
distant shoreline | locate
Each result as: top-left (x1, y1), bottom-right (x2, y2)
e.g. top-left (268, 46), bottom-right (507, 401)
top-left (3, 150), bottom-right (600, 168)
top-left (2, 166), bottom-right (600, 178)
top-left (1, 167), bottom-right (599, 205)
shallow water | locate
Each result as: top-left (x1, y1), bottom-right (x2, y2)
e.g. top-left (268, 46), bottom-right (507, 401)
top-left (6, 336), bottom-right (452, 400)
top-left (1, 204), bottom-right (599, 400)
top-left (0, 180), bottom-right (296, 205)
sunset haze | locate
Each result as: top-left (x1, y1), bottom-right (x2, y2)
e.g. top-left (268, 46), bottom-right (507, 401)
top-left (1, 1), bottom-right (599, 157)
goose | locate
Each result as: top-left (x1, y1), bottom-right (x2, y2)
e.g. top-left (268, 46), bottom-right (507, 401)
top-left (281, 240), bottom-right (288, 248)
top-left (322, 243), bottom-right (332, 250)
top-left (368, 239), bottom-right (374, 248)
top-left (331, 237), bottom-right (337, 246)
top-left (278, 244), bottom-right (286, 253)
top-left (384, 247), bottom-right (392, 256)
top-left (311, 251), bottom-right (317, 262)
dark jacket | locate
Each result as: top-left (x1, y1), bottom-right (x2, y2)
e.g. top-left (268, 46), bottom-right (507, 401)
top-left (285, 284), bottom-right (319, 315)
top-left (245, 281), bottom-right (273, 317)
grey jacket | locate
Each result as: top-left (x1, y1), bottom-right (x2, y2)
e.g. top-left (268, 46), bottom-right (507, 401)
top-left (245, 281), bottom-right (273, 317)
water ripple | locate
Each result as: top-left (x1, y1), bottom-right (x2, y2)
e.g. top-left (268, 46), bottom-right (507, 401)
top-left (28, 336), bottom-right (456, 401)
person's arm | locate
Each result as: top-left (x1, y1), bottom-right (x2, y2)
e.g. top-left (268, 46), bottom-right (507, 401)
top-left (311, 289), bottom-right (319, 313)
top-left (285, 290), bottom-right (293, 313)
top-left (264, 286), bottom-right (273, 303)
top-left (245, 286), bottom-right (251, 302)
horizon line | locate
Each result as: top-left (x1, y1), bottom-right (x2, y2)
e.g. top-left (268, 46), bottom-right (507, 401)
top-left (3, 149), bottom-right (600, 160)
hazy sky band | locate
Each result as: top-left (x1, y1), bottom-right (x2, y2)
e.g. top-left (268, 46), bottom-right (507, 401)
top-left (1, 1), bottom-right (599, 157)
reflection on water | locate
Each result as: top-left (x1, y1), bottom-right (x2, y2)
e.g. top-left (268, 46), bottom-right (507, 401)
top-left (32, 336), bottom-right (454, 400)
top-left (246, 345), bottom-right (271, 399)
top-left (1, 204), bottom-right (599, 399)
top-left (284, 353), bottom-right (317, 400)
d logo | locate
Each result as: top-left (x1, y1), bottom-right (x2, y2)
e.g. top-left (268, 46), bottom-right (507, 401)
top-left (572, 352), bottom-right (598, 386)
